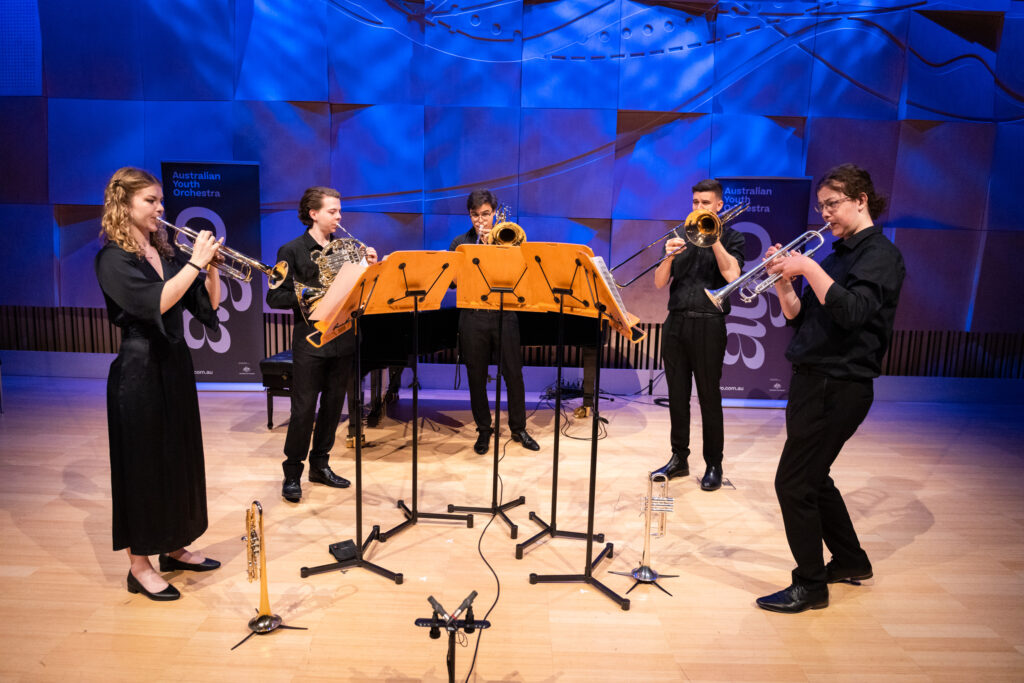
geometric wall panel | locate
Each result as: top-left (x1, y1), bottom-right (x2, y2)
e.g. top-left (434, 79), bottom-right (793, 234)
top-left (0, 204), bottom-right (55, 307)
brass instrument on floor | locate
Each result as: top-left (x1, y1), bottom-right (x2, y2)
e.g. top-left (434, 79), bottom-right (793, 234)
top-left (704, 222), bottom-right (831, 311)
top-left (294, 224), bottom-right (368, 321)
top-left (232, 501), bottom-right (306, 650)
top-left (610, 472), bottom-right (677, 594)
top-left (608, 200), bottom-right (749, 287)
top-left (243, 501), bottom-right (282, 634)
top-left (482, 204), bottom-right (526, 246)
top-left (156, 217), bottom-right (288, 288)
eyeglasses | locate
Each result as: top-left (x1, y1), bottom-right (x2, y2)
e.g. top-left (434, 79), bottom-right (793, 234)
top-left (470, 210), bottom-right (493, 221)
top-left (814, 197), bottom-right (851, 214)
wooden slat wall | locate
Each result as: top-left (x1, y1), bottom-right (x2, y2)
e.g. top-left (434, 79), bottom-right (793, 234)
top-left (2, 306), bottom-right (1022, 379)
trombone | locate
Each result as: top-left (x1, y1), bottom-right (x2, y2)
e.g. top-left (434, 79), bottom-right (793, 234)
top-left (157, 217), bottom-right (288, 288)
top-left (705, 223), bottom-right (831, 311)
top-left (609, 200), bottom-right (749, 288)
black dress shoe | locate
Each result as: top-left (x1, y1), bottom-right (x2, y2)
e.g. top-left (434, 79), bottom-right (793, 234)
top-left (756, 584), bottom-right (828, 613)
top-left (158, 554), bottom-right (221, 572)
top-left (308, 465), bottom-right (351, 488)
top-left (511, 430), bottom-right (540, 451)
top-left (127, 571), bottom-right (180, 601)
top-left (826, 559), bottom-right (873, 584)
top-left (651, 452), bottom-right (688, 480)
top-left (700, 464), bottom-right (723, 491)
top-left (474, 430), bottom-right (493, 455)
top-left (282, 477), bottom-right (302, 502)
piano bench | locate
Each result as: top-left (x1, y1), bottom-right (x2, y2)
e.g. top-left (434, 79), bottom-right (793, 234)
top-left (259, 350), bottom-right (293, 430)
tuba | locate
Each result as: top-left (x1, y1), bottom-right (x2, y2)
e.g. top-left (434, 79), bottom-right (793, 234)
top-left (157, 217), bottom-right (289, 288)
top-left (482, 204), bottom-right (526, 246)
top-left (294, 223), bottom-right (368, 321)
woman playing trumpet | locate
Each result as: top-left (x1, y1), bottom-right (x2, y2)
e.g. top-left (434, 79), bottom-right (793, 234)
top-left (94, 167), bottom-right (223, 601)
top-left (755, 164), bottom-right (905, 614)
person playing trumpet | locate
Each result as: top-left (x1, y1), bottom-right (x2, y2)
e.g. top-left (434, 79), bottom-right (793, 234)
top-left (651, 179), bottom-right (745, 491)
top-left (755, 164), bottom-right (905, 614)
top-left (267, 186), bottom-right (378, 503)
top-left (95, 167), bottom-right (223, 601)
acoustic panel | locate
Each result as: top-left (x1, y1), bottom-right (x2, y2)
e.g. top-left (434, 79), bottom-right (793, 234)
top-left (0, 96), bottom-right (47, 204)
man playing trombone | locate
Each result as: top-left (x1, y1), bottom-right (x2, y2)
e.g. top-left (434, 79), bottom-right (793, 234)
top-left (651, 179), bottom-right (745, 491)
top-left (755, 164), bottom-right (904, 613)
top-left (267, 186), bottom-right (378, 503)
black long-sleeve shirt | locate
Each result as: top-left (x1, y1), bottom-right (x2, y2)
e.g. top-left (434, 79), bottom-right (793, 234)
top-left (786, 225), bottom-right (905, 380)
top-left (666, 227), bottom-right (745, 315)
top-left (266, 230), bottom-right (354, 357)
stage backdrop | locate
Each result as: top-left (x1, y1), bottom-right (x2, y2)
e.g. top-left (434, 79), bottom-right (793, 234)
top-left (161, 161), bottom-right (262, 382)
top-left (719, 177), bottom-right (812, 400)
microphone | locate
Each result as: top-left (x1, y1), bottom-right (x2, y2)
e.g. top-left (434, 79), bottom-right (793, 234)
top-left (464, 606), bottom-right (475, 634)
top-left (429, 611), bottom-right (441, 639)
top-left (448, 590), bottom-right (478, 625)
top-left (427, 595), bottom-right (450, 622)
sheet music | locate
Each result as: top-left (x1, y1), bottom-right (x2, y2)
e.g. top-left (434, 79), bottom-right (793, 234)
top-left (589, 256), bottom-right (630, 320)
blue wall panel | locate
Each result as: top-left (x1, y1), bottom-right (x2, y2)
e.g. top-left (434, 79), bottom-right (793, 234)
top-left (47, 99), bottom-right (146, 206)
top-left (2, 0), bottom-right (1022, 333)
top-left (0, 204), bottom-right (55, 306)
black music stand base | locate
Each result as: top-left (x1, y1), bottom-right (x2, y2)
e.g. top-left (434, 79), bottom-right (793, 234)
top-left (385, 501), bottom-right (474, 540)
top-left (609, 565), bottom-right (678, 596)
top-left (529, 542), bottom-right (630, 610)
top-left (299, 531), bottom-right (403, 584)
top-left (516, 512), bottom-right (604, 559)
top-left (448, 496), bottom-right (525, 538)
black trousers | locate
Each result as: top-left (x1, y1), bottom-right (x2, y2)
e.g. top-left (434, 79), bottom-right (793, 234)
top-left (459, 309), bottom-right (527, 433)
top-left (282, 349), bottom-right (353, 479)
top-left (776, 371), bottom-right (873, 590)
top-left (661, 313), bottom-right (726, 466)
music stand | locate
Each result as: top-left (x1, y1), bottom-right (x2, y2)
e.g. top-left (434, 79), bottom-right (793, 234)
top-left (445, 243), bottom-right (535, 538)
top-left (299, 260), bottom-right (403, 584)
top-left (513, 243), bottom-right (606, 558)
top-left (528, 253), bottom-right (644, 610)
top-left (370, 251), bottom-right (474, 541)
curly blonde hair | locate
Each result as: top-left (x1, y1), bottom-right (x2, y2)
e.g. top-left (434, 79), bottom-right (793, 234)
top-left (100, 167), bottom-right (173, 259)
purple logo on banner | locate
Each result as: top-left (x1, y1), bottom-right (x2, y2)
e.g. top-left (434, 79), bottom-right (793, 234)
top-left (718, 177), bottom-right (812, 400)
top-left (161, 162), bottom-right (262, 382)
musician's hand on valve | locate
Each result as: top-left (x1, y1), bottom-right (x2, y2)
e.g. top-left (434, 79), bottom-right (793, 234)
top-left (364, 247), bottom-right (378, 265)
top-left (190, 230), bottom-right (222, 269)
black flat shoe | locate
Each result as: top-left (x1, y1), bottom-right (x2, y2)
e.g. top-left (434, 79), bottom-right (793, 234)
top-left (308, 465), bottom-right (351, 488)
top-left (826, 559), bottom-right (873, 584)
top-left (282, 477), bottom-right (302, 502)
top-left (158, 554), bottom-right (221, 572)
top-left (474, 430), bottom-right (493, 455)
top-left (651, 453), bottom-right (688, 480)
top-left (700, 465), bottom-right (723, 491)
top-left (756, 584), bottom-right (828, 613)
top-left (127, 571), bottom-right (180, 601)
top-left (511, 430), bottom-right (540, 451)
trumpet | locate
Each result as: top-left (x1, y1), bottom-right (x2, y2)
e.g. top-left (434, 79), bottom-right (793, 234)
top-left (157, 217), bottom-right (288, 288)
top-left (704, 223), bottom-right (831, 311)
top-left (609, 200), bottom-right (749, 288)
top-left (609, 472), bottom-right (677, 593)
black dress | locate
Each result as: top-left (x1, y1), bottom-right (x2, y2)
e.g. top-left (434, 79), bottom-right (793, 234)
top-left (95, 243), bottom-right (219, 555)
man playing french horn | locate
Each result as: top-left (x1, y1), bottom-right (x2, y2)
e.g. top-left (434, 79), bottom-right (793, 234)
top-left (267, 186), bottom-right (378, 503)
top-left (651, 179), bottom-right (745, 492)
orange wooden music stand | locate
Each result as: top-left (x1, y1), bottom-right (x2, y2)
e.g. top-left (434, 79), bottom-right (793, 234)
top-left (446, 243), bottom-right (538, 538)
top-left (527, 251), bottom-right (644, 610)
top-left (513, 242), bottom-right (607, 559)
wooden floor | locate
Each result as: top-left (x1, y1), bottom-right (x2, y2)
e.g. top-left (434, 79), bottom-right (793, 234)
top-left (1, 375), bottom-right (1023, 682)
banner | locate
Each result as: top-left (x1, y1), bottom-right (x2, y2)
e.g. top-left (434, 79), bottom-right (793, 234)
top-left (718, 177), bottom-right (812, 400)
top-left (161, 161), bottom-right (262, 382)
